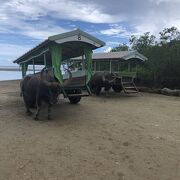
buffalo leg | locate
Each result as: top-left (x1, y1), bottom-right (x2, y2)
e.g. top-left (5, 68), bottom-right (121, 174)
top-left (34, 106), bottom-right (40, 120)
top-left (23, 94), bottom-right (33, 115)
top-left (48, 104), bottom-right (52, 120)
top-left (24, 99), bottom-right (32, 116)
top-left (104, 86), bottom-right (111, 96)
top-left (26, 107), bottom-right (32, 116)
top-left (95, 86), bottom-right (102, 96)
top-left (34, 100), bottom-right (41, 121)
top-left (34, 87), bottom-right (40, 120)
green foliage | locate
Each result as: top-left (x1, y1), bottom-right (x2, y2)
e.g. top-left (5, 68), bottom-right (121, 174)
top-left (129, 32), bottom-right (156, 54)
top-left (104, 26), bottom-right (180, 88)
top-left (111, 43), bottom-right (129, 52)
top-left (136, 66), bottom-right (153, 80)
top-left (159, 27), bottom-right (180, 44)
top-left (129, 27), bottom-right (180, 88)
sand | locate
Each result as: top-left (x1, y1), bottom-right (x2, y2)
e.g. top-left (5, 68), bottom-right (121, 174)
top-left (0, 80), bottom-right (180, 180)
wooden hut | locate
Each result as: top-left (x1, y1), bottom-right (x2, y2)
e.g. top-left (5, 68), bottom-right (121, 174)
top-left (71, 50), bottom-right (147, 77)
top-left (70, 51), bottom-right (147, 93)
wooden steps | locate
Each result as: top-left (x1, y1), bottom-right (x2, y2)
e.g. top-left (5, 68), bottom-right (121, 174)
top-left (67, 93), bottom-right (89, 97)
top-left (121, 77), bottom-right (138, 94)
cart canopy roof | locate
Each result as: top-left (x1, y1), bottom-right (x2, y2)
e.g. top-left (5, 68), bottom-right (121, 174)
top-left (72, 51), bottom-right (147, 62)
top-left (13, 29), bottom-right (105, 65)
top-left (91, 51), bottom-right (147, 61)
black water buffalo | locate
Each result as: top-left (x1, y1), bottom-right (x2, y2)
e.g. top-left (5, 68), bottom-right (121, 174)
top-left (89, 72), bottom-right (117, 95)
top-left (21, 68), bottom-right (71, 120)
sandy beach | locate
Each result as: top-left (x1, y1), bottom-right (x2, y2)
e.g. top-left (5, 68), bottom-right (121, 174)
top-left (0, 80), bottom-right (180, 180)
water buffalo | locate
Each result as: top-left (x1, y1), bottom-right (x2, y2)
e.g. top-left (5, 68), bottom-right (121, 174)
top-left (89, 72), bottom-right (117, 95)
top-left (21, 68), bottom-right (71, 120)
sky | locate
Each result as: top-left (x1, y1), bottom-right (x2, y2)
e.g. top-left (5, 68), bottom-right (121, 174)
top-left (1, 0), bottom-right (180, 66)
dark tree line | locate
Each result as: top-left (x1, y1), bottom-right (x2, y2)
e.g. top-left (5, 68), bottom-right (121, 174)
top-left (111, 27), bottom-right (180, 88)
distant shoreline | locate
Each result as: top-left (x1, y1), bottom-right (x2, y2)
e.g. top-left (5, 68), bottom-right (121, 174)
top-left (0, 66), bottom-right (41, 72)
top-left (0, 71), bottom-right (22, 81)
top-left (0, 79), bottom-right (21, 82)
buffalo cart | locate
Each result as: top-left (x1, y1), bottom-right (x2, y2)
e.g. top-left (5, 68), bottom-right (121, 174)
top-left (13, 29), bottom-right (105, 103)
top-left (71, 51), bottom-right (147, 94)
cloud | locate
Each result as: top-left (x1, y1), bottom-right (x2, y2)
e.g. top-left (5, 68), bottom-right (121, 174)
top-left (0, 0), bottom-right (122, 40)
top-left (0, 14), bottom-right (70, 39)
top-left (148, 0), bottom-right (180, 5)
top-left (1, 0), bottom-right (180, 39)
top-left (91, 0), bottom-right (180, 36)
top-left (0, 0), bottom-right (120, 23)
top-left (20, 24), bottom-right (69, 40)
top-left (1, 0), bottom-right (180, 65)
top-left (106, 41), bottom-right (120, 46)
top-left (100, 24), bottom-right (131, 37)
top-left (104, 47), bottom-right (112, 52)
top-left (0, 43), bottom-right (32, 65)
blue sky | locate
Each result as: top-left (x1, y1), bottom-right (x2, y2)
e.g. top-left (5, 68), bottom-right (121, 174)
top-left (1, 0), bottom-right (180, 66)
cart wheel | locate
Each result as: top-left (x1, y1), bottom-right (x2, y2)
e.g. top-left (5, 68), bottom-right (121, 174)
top-left (95, 86), bottom-right (102, 96)
top-left (112, 85), bottom-right (122, 92)
top-left (68, 96), bottom-right (81, 104)
top-left (89, 85), bottom-right (96, 94)
top-left (89, 84), bottom-right (101, 95)
top-left (67, 89), bottom-right (82, 104)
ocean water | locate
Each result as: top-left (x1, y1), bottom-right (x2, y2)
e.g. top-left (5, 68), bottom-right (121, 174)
top-left (0, 69), bottom-right (68, 81)
top-left (0, 71), bottom-right (22, 81)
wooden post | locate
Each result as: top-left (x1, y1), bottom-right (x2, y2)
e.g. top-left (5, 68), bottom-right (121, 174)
top-left (82, 55), bottom-right (85, 70)
top-left (33, 59), bottom-right (35, 74)
top-left (44, 53), bottom-right (46, 67)
top-left (94, 61), bottom-right (96, 72)
top-left (128, 61), bottom-right (130, 72)
top-left (110, 60), bottom-right (112, 73)
top-left (118, 61), bottom-right (120, 73)
top-left (135, 63), bottom-right (138, 72)
top-left (135, 63), bottom-right (138, 77)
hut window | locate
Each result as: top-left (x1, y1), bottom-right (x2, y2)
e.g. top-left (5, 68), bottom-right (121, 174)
top-left (96, 61), bottom-right (110, 71)
top-left (111, 61), bottom-right (119, 72)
